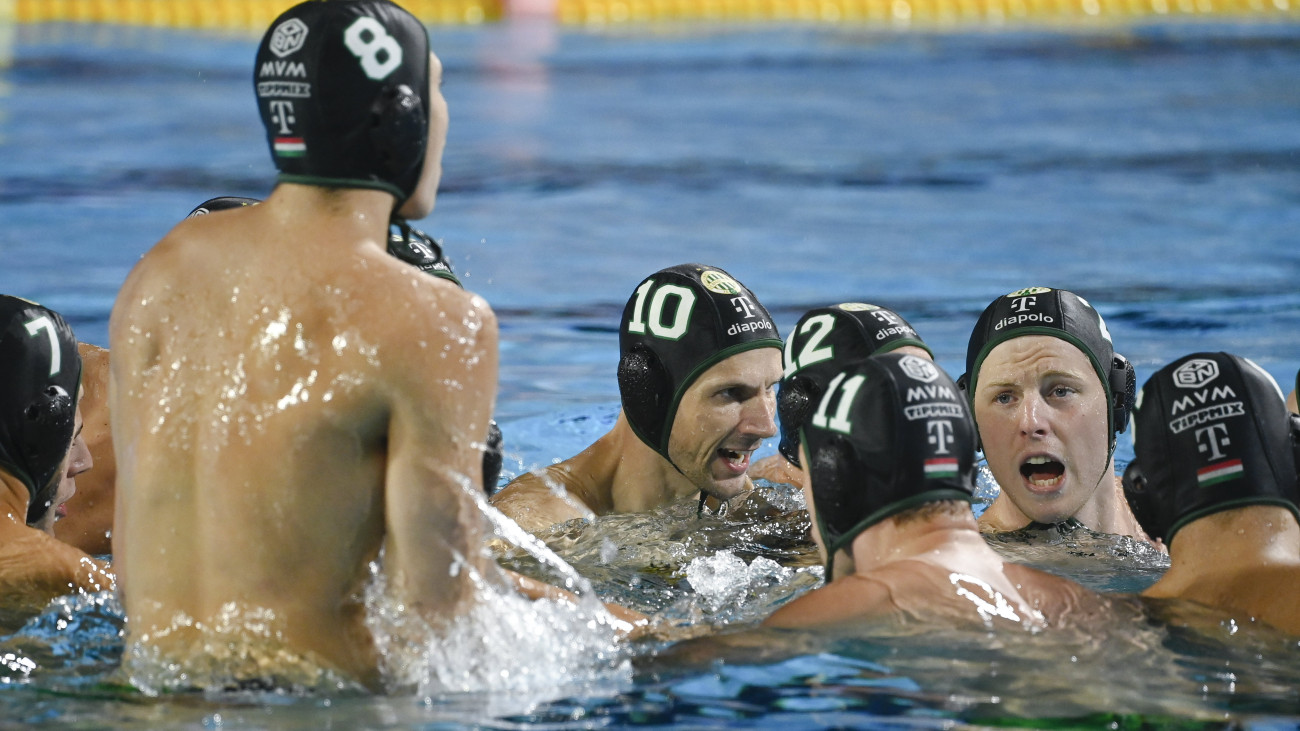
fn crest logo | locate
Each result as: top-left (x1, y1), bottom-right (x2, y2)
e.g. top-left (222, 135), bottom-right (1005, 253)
top-left (1173, 359), bottom-right (1220, 389)
top-left (269, 18), bottom-right (309, 58)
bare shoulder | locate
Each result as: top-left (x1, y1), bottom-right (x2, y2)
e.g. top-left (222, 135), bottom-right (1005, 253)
top-left (1004, 563), bottom-right (1106, 616)
top-left (76, 342), bottom-right (110, 374)
top-left (0, 528), bottom-right (113, 604)
top-left (357, 257), bottom-right (498, 360)
top-left (748, 455), bottom-right (805, 488)
top-left (491, 465), bottom-right (595, 534)
top-left (763, 576), bottom-right (894, 629)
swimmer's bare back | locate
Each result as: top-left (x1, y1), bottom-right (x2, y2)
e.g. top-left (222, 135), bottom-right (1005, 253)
top-left (109, 184), bottom-right (498, 688)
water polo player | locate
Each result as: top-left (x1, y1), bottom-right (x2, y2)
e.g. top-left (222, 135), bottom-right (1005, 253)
top-left (0, 295), bottom-right (113, 623)
top-left (184, 195), bottom-right (503, 490)
top-left (764, 352), bottom-right (1107, 630)
top-left (491, 263), bottom-right (783, 534)
top-left (107, 0), bottom-right (529, 690)
top-left (962, 287), bottom-right (1152, 542)
top-left (750, 302), bottom-right (932, 487)
top-left (1124, 352), bottom-right (1300, 634)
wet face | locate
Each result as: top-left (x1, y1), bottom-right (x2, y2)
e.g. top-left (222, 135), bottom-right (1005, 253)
top-left (972, 336), bottom-right (1112, 525)
top-left (34, 407), bottom-right (92, 536)
top-left (667, 347), bottom-right (781, 502)
top-left (397, 52), bottom-right (448, 221)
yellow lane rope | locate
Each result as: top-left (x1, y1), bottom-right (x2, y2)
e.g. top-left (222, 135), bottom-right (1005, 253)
top-left (9, 0), bottom-right (1297, 27)
top-left (13, 0), bottom-right (499, 28)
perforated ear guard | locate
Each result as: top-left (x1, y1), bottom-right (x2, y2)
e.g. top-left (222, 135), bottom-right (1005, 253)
top-left (369, 82), bottom-right (427, 194)
top-left (1109, 353), bottom-right (1136, 435)
top-left (776, 375), bottom-right (820, 467)
top-left (955, 372), bottom-right (983, 454)
top-left (617, 344), bottom-right (673, 456)
top-left (1290, 414), bottom-right (1300, 488)
top-left (482, 419), bottom-right (503, 495)
top-left (1120, 458), bottom-right (1157, 537)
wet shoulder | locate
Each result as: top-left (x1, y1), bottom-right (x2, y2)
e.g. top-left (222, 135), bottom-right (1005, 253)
top-left (0, 528), bottom-right (110, 606)
top-left (1004, 562), bottom-right (1112, 624)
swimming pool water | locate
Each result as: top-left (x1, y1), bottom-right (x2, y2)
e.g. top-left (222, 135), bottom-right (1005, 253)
top-left (2, 15), bottom-right (1300, 729)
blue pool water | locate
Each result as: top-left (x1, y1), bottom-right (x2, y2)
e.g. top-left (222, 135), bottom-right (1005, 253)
top-left (2, 15), bottom-right (1300, 729)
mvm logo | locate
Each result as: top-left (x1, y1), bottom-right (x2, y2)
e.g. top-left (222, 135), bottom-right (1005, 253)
top-left (259, 60), bottom-right (307, 78)
top-left (1171, 385), bottom-right (1237, 415)
top-left (906, 384), bottom-right (955, 403)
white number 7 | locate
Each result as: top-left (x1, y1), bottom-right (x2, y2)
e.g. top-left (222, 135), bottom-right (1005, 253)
top-left (25, 316), bottom-right (61, 377)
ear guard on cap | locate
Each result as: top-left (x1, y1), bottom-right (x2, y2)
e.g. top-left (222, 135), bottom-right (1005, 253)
top-left (482, 419), bottom-right (504, 495)
top-left (369, 83), bottom-right (427, 192)
top-left (1110, 353), bottom-right (1136, 435)
top-left (22, 384), bottom-right (76, 525)
top-left (776, 375), bottom-right (820, 467)
top-left (1119, 459), bottom-right (1157, 540)
top-left (1290, 413), bottom-right (1300, 485)
top-left (955, 372), bottom-right (984, 454)
top-left (617, 344), bottom-right (673, 457)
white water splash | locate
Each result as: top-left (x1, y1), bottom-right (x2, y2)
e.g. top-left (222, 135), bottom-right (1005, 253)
top-left (684, 551), bottom-right (795, 612)
top-left (364, 496), bottom-right (633, 701)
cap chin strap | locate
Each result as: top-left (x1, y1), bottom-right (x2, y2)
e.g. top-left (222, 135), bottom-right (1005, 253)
top-left (391, 216), bottom-right (411, 246)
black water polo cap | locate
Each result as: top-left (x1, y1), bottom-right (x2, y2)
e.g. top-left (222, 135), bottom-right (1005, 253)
top-left (186, 196), bottom-right (261, 218)
top-left (1122, 352), bottom-right (1300, 545)
top-left (964, 287), bottom-right (1135, 450)
top-left (778, 303), bottom-right (932, 468)
top-left (802, 352), bottom-right (976, 575)
top-left (617, 264), bottom-right (781, 463)
top-left (255, 0), bottom-right (430, 208)
top-left (0, 296), bottom-right (82, 525)
top-left (387, 226), bottom-right (460, 286)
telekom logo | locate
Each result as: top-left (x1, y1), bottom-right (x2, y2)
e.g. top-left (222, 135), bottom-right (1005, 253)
top-left (1009, 296), bottom-right (1037, 313)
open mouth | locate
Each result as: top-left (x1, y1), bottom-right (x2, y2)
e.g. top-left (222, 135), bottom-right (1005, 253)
top-left (1020, 455), bottom-right (1065, 490)
top-left (717, 448), bottom-right (753, 474)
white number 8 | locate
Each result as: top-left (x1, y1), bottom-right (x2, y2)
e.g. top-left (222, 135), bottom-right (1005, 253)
top-left (344, 17), bottom-right (403, 81)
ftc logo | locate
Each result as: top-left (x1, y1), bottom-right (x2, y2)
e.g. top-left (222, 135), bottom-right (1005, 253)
top-left (1174, 359), bottom-right (1220, 390)
top-left (1194, 423), bottom-right (1231, 461)
top-left (269, 18), bottom-right (309, 58)
top-left (927, 420), bottom-right (955, 454)
top-left (269, 101), bottom-right (296, 134)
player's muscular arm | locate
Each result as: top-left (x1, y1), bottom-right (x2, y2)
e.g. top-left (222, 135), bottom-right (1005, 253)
top-left (383, 287), bottom-right (499, 618)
